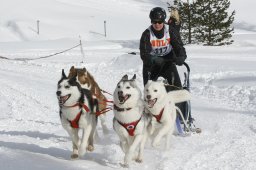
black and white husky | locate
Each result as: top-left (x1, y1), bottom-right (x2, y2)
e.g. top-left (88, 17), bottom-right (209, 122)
top-left (144, 78), bottom-right (191, 149)
top-left (56, 70), bottom-right (98, 159)
top-left (113, 75), bottom-right (148, 166)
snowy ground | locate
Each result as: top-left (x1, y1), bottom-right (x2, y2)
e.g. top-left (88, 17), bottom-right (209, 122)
top-left (0, 0), bottom-right (256, 170)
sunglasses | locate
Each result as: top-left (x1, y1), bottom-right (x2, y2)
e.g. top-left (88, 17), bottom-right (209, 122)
top-left (152, 21), bottom-right (164, 24)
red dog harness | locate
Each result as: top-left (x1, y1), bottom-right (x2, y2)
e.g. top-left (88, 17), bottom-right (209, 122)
top-left (113, 105), bottom-right (141, 136)
top-left (116, 117), bottom-right (142, 136)
top-left (69, 111), bottom-right (82, 128)
top-left (66, 103), bottom-right (90, 128)
top-left (152, 108), bottom-right (164, 123)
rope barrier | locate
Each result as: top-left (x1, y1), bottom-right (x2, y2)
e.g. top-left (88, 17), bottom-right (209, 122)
top-left (0, 42), bottom-right (82, 61)
top-left (29, 44), bottom-right (81, 60)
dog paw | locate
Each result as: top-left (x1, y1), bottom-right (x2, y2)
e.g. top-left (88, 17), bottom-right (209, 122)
top-left (120, 163), bottom-right (129, 168)
top-left (87, 145), bottom-right (94, 152)
top-left (135, 158), bottom-right (143, 163)
top-left (70, 153), bottom-right (79, 160)
top-left (152, 140), bottom-right (161, 148)
top-left (72, 148), bottom-right (79, 154)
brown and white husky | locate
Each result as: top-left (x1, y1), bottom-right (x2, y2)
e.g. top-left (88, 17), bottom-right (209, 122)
top-left (68, 66), bottom-right (109, 134)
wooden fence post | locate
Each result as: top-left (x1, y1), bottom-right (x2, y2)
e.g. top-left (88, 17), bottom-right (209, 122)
top-left (37, 20), bottom-right (40, 34)
top-left (104, 20), bottom-right (106, 37)
top-left (79, 36), bottom-right (85, 63)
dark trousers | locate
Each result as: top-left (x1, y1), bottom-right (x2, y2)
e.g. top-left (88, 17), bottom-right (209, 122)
top-left (143, 62), bottom-right (182, 88)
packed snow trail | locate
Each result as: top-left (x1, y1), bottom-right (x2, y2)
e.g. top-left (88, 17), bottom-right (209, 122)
top-left (0, 44), bottom-right (256, 169)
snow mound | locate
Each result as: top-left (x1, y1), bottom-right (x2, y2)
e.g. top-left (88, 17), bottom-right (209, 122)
top-left (192, 71), bottom-right (256, 112)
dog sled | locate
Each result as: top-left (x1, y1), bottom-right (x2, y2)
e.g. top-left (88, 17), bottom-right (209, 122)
top-left (175, 62), bottom-right (201, 136)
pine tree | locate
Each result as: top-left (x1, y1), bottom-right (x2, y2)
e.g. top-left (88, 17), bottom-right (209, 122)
top-left (194, 0), bottom-right (235, 45)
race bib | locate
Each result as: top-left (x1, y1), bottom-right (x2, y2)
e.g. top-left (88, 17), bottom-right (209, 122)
top-left (148, 25), bottom-right (172, 56)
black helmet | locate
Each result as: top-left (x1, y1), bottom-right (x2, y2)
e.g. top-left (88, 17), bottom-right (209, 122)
top-left (149, 7), bottom-right (166, 22)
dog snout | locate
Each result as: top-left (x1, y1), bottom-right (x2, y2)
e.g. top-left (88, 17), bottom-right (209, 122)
top-left (118, 91), bottom-right (123, 96)
top-left (56, 91), bottom-right (61, 96)
top-left (146, 95), bottom-right (151, 100)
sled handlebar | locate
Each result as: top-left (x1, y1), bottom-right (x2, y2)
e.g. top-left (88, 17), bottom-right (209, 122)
top-left (183, 62), bottom-right (190, 73)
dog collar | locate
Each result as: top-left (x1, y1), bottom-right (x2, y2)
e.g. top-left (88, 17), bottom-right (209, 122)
top-left (116, 117), bottom-right (142, 136)
top-left (152, 108), bottom-right (164, 123)
top-left (114, 105), bottom-right (132, 112)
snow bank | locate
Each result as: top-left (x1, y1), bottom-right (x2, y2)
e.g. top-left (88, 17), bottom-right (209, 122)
top-left (192, 71), bottom-right (256, 113)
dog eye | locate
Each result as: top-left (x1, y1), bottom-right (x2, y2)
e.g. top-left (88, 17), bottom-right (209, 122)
top-left (126, 86), bottom-right (130, 89)
top-left (65, 85), bottom-right (70, 89)
top-left (117, 85), bottom-right (120, 88)
top-left (154, 90), bottom-right (157, 92)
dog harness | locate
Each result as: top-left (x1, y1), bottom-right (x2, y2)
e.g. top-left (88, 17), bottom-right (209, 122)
top-left (152, 108), bottom-right (164, 123)
top-left (69, 112), bottom-right (82, 128)
top-left (116, 117), bottom-right (142, 136)
top-left (93, 92), bottom-right (114, 116)
top-left (66, 103), bottom-right (90, 129)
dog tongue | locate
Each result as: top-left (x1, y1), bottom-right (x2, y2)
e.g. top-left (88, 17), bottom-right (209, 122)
top-left (119, 94), bottom-right (129, 103)
top-left (124, 95), bottom-right (129, 100)
top-left (59, 95), bottom-right (68, 104)
top-left (61, 96), bottom-right (68, 100)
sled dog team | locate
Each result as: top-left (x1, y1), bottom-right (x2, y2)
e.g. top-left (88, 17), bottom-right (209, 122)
top-left (56, 66), bottom-right (191, 166)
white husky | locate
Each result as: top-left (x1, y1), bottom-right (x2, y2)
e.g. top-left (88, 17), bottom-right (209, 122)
top-left (144, 79), bottom-right (191, 149)
top-left (113, 74), bottom-right (148, 166)
top-left (56, 70), bottom-right (98, 159)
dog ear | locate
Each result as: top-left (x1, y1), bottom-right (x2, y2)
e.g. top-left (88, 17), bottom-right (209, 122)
top-left (83, 68), bottom-right (88, 76)
top-left (129, 74), bottom-right (137, 88)
top-left (163, 79), bottom-right (169, 85)
top-left (157, 76), bottom-right (165, 82)
top-left (144, 80), bottom-right (152, 87)
top-left (130, 81), bottom-right (137, 88)
top-left (62, 69), bottom-right (67, 79)
top-left (131, 74), bottom-right (136, 80)
top-left (70, 66), bottom-right (75, 71)
top-left (69, 75), bottom-right (77, 82)
top-left (121, 74), bottom-right (128, 81)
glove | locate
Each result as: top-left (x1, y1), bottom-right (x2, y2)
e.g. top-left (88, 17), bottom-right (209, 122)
top-left (152, 57), bottom-right (164, 66)
top-left (174, 57), bottom-right (185, 66)
top-left (168, 17), bottom-right (177, 24)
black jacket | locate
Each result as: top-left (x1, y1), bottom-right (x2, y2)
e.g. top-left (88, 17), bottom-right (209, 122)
top-left (139, 25), bottom-right (187, 68)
